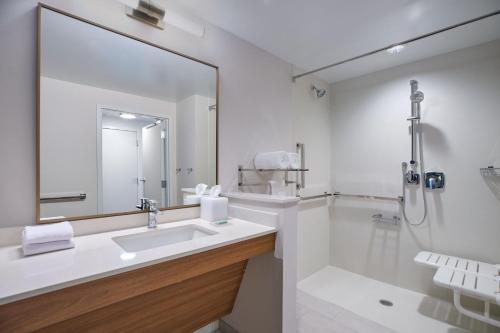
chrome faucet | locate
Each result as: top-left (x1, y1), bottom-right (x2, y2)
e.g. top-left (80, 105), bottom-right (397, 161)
top-left (137, 198), bottom-right (159, 228)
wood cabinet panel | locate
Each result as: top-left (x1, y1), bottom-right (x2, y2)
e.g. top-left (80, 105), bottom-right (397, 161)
top-left (38, 261), bottom-right (247, 333)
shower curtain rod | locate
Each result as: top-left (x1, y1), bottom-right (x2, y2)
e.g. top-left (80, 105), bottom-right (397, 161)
top-left (292, 10), bottom-right (500, 81)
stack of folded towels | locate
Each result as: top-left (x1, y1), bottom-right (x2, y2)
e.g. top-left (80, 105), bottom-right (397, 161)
top-left (22, 221), bottom-right (75, 256)
top-left (254, 151), bottom-right (301, 169)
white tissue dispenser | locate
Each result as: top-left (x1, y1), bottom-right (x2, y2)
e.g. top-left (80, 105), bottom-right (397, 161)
top-left (200, 196), bottom-right (228, 222)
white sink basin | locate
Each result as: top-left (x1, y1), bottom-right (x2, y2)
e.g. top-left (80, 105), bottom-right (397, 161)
top-left (112, 224), bottom-right (217, 252)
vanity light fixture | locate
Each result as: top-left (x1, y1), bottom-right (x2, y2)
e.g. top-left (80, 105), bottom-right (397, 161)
top-left (387, 44), bottom-right (405, 54)
top-left (120, 113), bottom-right (137, 119)
top-left (125, 0), bottom-right (166, 30)
top-left (120, 0), bottom-right (206, 37)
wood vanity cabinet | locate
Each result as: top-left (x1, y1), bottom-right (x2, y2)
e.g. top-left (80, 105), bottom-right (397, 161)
top-left (0, 233), bottom-right (276, 333)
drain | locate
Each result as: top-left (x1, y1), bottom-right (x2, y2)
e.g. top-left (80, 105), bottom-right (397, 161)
top-left (379, 299), bottom-right (394, 307)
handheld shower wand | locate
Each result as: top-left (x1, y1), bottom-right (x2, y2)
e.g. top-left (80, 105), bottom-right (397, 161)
top-left (401, 80), bottom-right (428, 226)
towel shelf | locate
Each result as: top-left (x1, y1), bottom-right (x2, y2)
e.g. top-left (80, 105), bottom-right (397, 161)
top-left (237, 165), bottom-right (309, 187)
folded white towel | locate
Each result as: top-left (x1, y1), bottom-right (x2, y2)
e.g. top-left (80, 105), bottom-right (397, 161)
top-left (254, 151), bottom-right (290, 169)
top-left (184, 195), bottom-right (202, 205)
top-left (22, 221), bottom-right (74, 245)
top-left (22, 239), bottom-right (75, 256)
top-left (287, 152), bottom-right (301, 169)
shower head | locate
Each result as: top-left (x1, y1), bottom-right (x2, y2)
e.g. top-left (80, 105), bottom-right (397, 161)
top-left (409, 80), bottom-right (424, 103)
top-left (411, 91), bottom-right (424, 103)
top-left (311, 85), bottom-right (327, 98)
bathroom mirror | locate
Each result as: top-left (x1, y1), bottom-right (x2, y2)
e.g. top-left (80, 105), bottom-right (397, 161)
top-left (37, 5), bottom-right (218, 223)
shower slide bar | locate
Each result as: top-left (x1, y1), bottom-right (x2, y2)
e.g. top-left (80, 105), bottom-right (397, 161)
top-left (298, 191), bottom-right (403, 203)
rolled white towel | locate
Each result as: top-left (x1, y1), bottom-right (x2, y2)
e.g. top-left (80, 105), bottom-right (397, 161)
top-left (254, 151), bottom-right (290, 170)
top-left (22, 221), bottom-right (73, 244)
top-left (23, 239), bottom-right (75, 256)
top-left (287, 152), bottom-right (301, 169)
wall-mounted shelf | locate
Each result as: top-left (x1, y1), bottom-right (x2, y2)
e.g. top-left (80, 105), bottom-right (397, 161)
top-left (480, 166), bottom-right (500, 177)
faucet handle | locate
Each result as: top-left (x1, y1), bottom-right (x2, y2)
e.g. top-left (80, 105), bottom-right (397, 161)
top-left (136, 198), bottom-right (147, 210)
top-left (137, 198), bottom-right (159, 211)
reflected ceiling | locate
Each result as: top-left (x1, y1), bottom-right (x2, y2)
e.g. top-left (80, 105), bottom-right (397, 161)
top-left (41, 8), bottom-right (216, 102)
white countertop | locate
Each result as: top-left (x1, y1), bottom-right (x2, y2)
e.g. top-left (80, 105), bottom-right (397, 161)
top-left (0, 218), bottom-right (276, 305)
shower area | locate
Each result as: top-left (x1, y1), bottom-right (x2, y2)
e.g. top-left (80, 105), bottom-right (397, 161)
top-left (292, 11), bottom-right (500, 333)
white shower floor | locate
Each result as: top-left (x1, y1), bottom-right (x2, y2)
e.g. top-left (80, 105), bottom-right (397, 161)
top-left (297, 266), bottom-right (500, 333)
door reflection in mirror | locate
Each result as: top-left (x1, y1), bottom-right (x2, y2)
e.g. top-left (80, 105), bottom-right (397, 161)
top-left (98, 108), bottom-right (170, 214)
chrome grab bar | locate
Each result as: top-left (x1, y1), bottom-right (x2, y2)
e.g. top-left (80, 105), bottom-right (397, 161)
top-left (298, 191), bottom-right (403, 203)
top-left (40, 192), bottom-right (87, 202)
top-left (298, 192), bottom-right (333, 201)
top-left (333, 192), bottom-right (403, 203)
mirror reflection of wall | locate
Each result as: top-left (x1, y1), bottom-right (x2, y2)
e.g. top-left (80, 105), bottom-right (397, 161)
top-left (39, 8), bottom-right (217, 222)
top-left (176, 95), bottom-right (217, 203)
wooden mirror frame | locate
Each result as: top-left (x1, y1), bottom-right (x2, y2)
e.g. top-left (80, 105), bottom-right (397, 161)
top-left (36, 4), bottom-right (219, 224)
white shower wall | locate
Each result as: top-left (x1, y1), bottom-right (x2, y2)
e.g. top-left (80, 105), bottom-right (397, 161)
top-left (292, 73), bottom-right (332, 280)
top-left (329, 40), bottom-right (500, 297)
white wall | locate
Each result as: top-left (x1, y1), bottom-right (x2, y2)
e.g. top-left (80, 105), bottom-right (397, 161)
top-left (40, 76), bottom-right (176, 218)
top-left (292, 74), bottom-right (332, 280)
top-left (329, 40), bottom-right (500, 297)
top-left (0, 0), bottom-right (294, 227)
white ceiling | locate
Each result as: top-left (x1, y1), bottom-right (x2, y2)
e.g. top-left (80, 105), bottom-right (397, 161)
top-left (168, 0), bottom-right (500, 83)
top-left (41, 8), bottom-right (217, 102)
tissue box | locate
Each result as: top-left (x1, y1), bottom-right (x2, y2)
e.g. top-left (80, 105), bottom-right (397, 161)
top-left (200, 196), bottom-right (228, 222)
